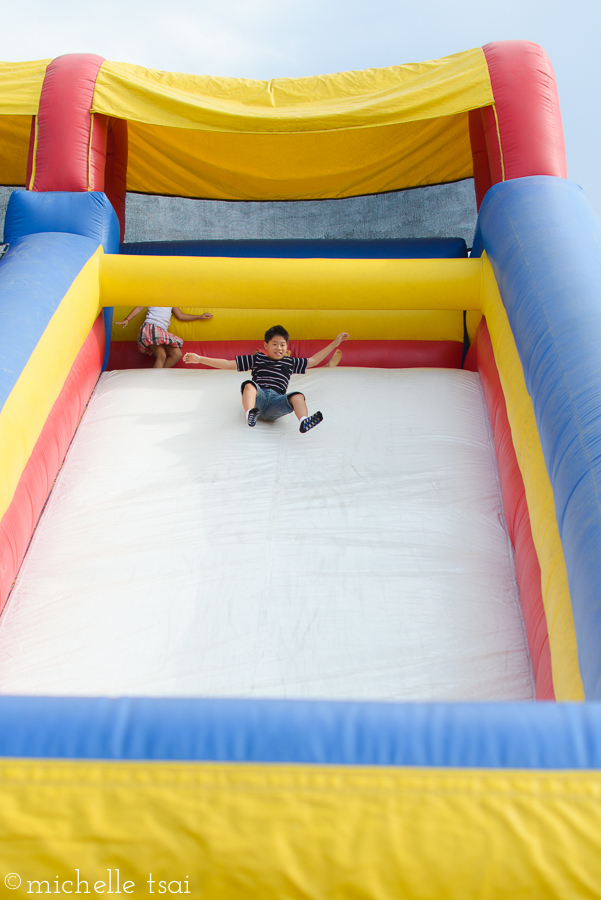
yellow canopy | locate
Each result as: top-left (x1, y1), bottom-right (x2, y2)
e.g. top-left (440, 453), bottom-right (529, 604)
top-left (94, 49), bottom-right (490, 133)
top-left (0, 50), bottom-right (493, 199)
top-left (96, 48), bottom-right (491, 200)
top-left (0, 60), bottom-right (49, 185)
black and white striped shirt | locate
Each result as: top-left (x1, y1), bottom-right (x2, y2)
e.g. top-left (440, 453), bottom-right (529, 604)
top-left (236, 352), bottom-right (308, 394)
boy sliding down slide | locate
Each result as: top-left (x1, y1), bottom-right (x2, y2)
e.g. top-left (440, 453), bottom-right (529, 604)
top-left (183, 326), bottom-right (349, 433)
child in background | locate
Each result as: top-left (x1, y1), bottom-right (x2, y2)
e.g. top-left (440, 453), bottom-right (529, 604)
top-left (183, 325), bottom-right (348, 433)
top-left (115, 306), bottom-right (213, 368)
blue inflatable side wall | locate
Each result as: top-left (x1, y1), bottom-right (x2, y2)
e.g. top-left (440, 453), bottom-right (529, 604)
top-left (2, 191), bottom-right (120, 375)
top-left (4, 190), bottom-right (120, 253)
top-left (475, 176), bottom-right (601, 699)
top-left (0, 232), bottom-right (103, 409)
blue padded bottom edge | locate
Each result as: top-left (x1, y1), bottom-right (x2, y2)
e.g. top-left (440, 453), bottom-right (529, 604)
top-left (0, 696), bottom-right (600, 768)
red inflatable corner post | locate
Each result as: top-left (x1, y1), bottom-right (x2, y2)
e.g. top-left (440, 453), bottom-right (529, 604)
top-left (26, 54), bottom-right (128, 240)
top-left (470, 41), bottom-right (567, 209)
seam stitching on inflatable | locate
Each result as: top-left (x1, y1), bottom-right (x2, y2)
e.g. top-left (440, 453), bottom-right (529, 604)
top-left (87, 112), bottom-right (95, 191)
top-left (491, 103), bottom-right (505, 181)
top-left (27, 116), bottom-right (39, 190)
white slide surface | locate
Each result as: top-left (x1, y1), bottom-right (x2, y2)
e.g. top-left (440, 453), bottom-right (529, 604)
top-left (0, 368), bottom-right (535, 700)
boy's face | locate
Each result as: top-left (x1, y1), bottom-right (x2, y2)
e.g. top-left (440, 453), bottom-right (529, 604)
top-left (264, 335), bottom-right (288, 360)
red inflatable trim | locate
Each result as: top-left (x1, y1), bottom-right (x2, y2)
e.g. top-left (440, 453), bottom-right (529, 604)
top-left (465, 319), bottom-right (554, 698)
top-left (468, 109), bottom-right (493, 211)
top-left (473, 41), bottom-right (567, 208)
top-left (31, 54), bottom-right (105, 193)
top-left (0, 315), bottom-right (105, 612)
top-left (103, 117), bottom-right (128, 241)
top-left (29, 54), bottom-right (128, 239)
top-left (107, 339), bottom-right (464, 370)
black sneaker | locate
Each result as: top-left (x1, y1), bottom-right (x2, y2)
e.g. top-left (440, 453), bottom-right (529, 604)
top-left (247, 407), bottom-right (259, 427)
top-left (299, 411), bottom-right (323, 433)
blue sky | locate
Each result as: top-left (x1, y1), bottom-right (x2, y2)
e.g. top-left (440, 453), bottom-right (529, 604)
top-left (2, 0), bottom-right (599, 217)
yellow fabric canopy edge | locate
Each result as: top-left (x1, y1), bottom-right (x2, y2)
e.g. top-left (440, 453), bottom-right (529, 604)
top-left (125, 113), bottom-right (474, 199)
top-left (92, 48), bottom-right (493, 133)
top-left (0, 60), bottom-right (50, 115)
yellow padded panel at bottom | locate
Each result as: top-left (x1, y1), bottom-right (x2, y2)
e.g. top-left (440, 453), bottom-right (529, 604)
top-left (1, 759), bottom-right (601, 900)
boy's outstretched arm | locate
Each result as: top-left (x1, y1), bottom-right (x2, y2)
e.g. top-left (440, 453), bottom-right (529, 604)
top-left (114, 306), bottom-right (145, 327)
top-left (306, 332), bottom-right (349, 368)
top-left (172, 307), bottom-right (213, 321)
top-left (183, 353), bottom-right (236, 369)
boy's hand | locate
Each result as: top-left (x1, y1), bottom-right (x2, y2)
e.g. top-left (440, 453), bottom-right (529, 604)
top-left (200, 312), bottom-right (213, 320)
top-left (335, 332), bottom-right (349, 346)
top-left (183, 352), bottom-right (201, 364)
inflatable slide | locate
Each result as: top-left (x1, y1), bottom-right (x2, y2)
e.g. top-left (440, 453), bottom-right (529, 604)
top-left (1, 41), bottom-right (601, 898)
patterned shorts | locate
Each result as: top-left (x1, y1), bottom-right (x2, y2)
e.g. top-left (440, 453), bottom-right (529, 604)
top-left (137, 323), bottom-right (184, 356)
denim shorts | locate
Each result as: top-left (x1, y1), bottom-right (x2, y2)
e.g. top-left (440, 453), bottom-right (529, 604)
top-left (241, 381), bottom-right (303, 421)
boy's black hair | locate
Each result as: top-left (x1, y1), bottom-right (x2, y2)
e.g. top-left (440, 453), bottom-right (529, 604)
top-left (264, 325), bottom-right (289, 343)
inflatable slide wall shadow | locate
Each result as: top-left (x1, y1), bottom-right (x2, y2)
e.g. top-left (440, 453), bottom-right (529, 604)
top-left (0, 41), bottom-right (601, 899)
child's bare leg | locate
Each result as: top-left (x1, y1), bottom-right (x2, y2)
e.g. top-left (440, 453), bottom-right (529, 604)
top-left (291, 392), bottom-right (323, 433)
top-left (164, 346), bottom-right (183, 368)
top-left (289, 393), bottom-right (309, 421)
top-left (242, 383), bottom-right (258, 413)
top-left (152, 345), bottom-right (167, 368)
top-left (242, 383), bottom-right (260, 426)
top-left (326, 349), bottom-right (342, 368)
